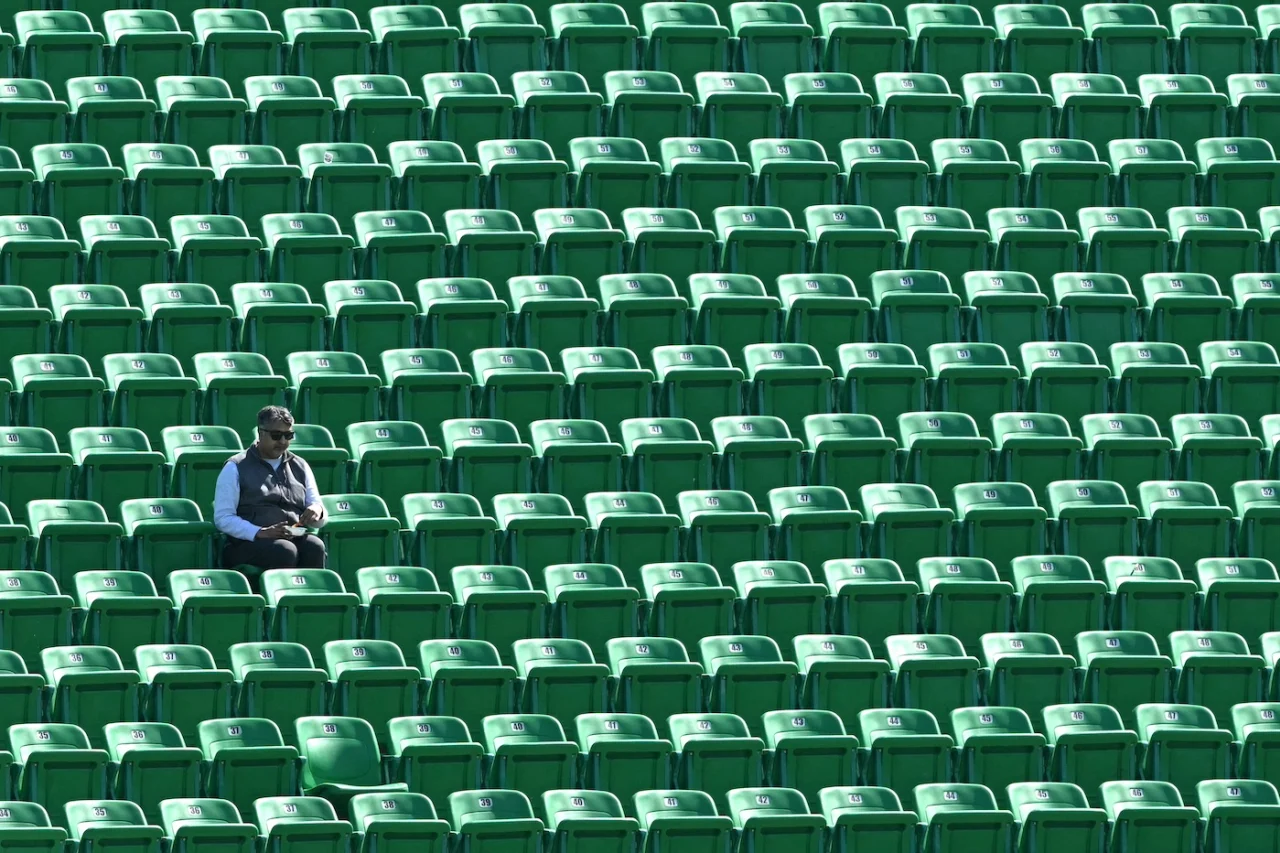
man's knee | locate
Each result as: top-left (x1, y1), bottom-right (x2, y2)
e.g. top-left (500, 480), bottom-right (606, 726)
top-left (294, 534), bottom-right (326, 569)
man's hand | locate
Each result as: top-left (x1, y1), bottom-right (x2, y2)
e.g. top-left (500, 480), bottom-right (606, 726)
top-left (255, 521), bottom-right (293, 540)
top-left (299, 503), bottom-right (324, 526)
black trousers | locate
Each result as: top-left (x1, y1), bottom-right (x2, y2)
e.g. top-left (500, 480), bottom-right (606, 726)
top-left (223, 534), bottom-right (327, 581)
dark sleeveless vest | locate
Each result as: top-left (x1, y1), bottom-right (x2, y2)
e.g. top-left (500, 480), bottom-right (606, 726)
top-left (231, 444), bottom-right (309, 527)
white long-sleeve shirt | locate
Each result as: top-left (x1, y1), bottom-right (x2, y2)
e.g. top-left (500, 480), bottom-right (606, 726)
top-left (213, 454), bottom-right (327, 541)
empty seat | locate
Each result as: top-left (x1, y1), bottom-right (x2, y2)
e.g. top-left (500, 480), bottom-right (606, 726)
top-left (512, 72), bottom-right (604, 163)
top-left (244, 77), bottom-right (336, 164)
top-left (857, 708), bottom-right (954, 811)
top-left (1076, 630), bottom-right (1174, 728)
top-left (1040, 703), bottom-right (1139, 807)
top-left (641, 563), bottom-right (736, 655)
top-left (695, 72), bottom-right (785, 164)
top-left (1083, 5), bottom-right (1171, 91)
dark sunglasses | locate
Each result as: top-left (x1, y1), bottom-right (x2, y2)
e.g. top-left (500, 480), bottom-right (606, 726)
top-left (260, 428), bottom-right (296, 441)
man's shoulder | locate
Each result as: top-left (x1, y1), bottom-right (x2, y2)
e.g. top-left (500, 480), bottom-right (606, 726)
top-left (225, 449), bottom-right (251, 468)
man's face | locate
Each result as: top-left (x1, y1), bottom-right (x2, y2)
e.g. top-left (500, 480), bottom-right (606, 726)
top-left (257, 419), bottom-right (295, 459)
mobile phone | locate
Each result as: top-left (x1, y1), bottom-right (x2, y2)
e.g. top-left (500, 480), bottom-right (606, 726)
top-left (285, 526), bottom-right (307, 537)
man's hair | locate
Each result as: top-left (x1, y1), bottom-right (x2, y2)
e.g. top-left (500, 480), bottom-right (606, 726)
top-left (257, 406), bottom-right (295, 428)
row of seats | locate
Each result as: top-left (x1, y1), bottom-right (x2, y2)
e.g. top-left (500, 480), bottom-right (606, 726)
top-left (7, 634), bottom-right (1280, 827)
top-left (0, 777), bottom-right (1267, 853)
top-left (10, 0), bottom-right (1280, 103)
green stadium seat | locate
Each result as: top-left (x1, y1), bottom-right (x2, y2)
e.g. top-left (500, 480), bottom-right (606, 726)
top-left (643, 3), bottom-right (732, 93)
top-left (1200, 341), bottom-right (1280, 436)
top-left (606, 636), bottom-right (706, 737)
top-left (66, 77), bottom-right (158, 168)
top-left (1039, 704), bottom-right (1138, 807)
top-left (617, 210), bottom-right (713, 293)
top-left (389, 142), bottom-right (483, 226)
top-left (118, 145), bottom-right (214, 241)
top-left (1105, 143), bottom-right (1195, 235)
top-left (575, 713), bottom-right (671, 816)
top-left (1137, 481), bottom-right (1234, 571)
top-left (403, 492), bottom-right (501, 573)
top-left (0, 217), bottom-right (79, 309)
top-left (441, 418), bottom-right (535, 509)
top-left (168, 217), bottom-right (263, 305)
top-left (548, 3), bottom-right (639, 92)
top-left (1194, 138), bottom-right (1280, 230)
top-left (9, 723), bottom-right (109, 827)
top-left (643, 562), bottom-right (738, 654)
top-left (0, 80), bottom-right (69, 170)
top-left (297, 145), bottom-right (394, 238)
top-left (894, 207), bottom-right (989, 290)
top-left (580, 493), bottom-right (677, 588)
top-left (382, 717), bottom-right (483, 819)
top-left (1017, 344), bottom-right (1108, 430)
top-left (1134, 703), bottom-right (1233, 802)
top-left (469, 347), bottom-right (567, 439)
top-left (543, 562), bottom-right (639, 660)
top-left (856, 708), bottom-right (954, 811)
top-left (1018, 139), bottom-right (1107, 231)
top-left (706, 212), bottom-right (803, 298)
top-left (567, 138), bottom-right (662, 227)
top-left (1009, 555), bottom-right (1106, 656)
top-left (64, 800), bottom-right (163, 853)
top-left (131, 643), bottom-right (233, 749)
top-left (138, 285), bottom-right (232, 378)
top-left (540, 789), bottom-right (640, 853)
top-left (15, 12), bottom-right (107, 101)
top-left (493, 493), bottom-right (590, 572)
top-left (229, 644), bottom-right (328, 750)
top-left (475, 139), bottom-right (569, 231)
top-left (28, 500), bottom-right (122, 593)
top-left (513, 638), bottom-right (610, 738)
top-left (1169, 414), bottom-right (1264, 506)
top-left (1076, 630), bottom-right (1174, 728)
top-left (821, 559), bottom-right (919, 659)
top-left (40, 643), bottom-right (141, 750)
top-left (763, 486), bottom-right (858, 573)
top-left (423, 74), bottom-right (517, 161)
top-left (915, 782), bottom-right (1016, 853)
top-left (0, 570), bottom-right (72, 672)
top-left (1167, 206), bottom-right (1262, 285)
top-left (536, 212), bottom-right (627, 293)
top-left (451, 565), bottom-right (550, 666)
top-left (512, 72), bottom-right (605, 163)
top-left (285, 352), bottom-right (380, 446)
top-left (192, 352), bottom-right (288, 444)
top-left (886, 632), bottom-right (983, 724)
top-left (898, 411), bottom-right (992, 510)
top-left (953, 482), bottom-right (1049, 580)
top-left (371, 7), bottom-right (462, 90)
top-left (725, 786), bottom-right (827, 853)
top-left (930, 140), bottom-right (1019, 243)
top-left (728, 3), bottom-right (813, 93)
top-left (460, 3), bottom-right (547, 95)
top-left (1228, 74), bottom-right (1280, 139)
top-left (873, 73), bottom-right (965, 171)
top-left (0, 427), bottom-right (70, 526)
top-left (988, 208), bottom-right (1081, 288)
top-left (447, 789), bottom-right (545, 853)
top-left (817, 786), bottom-right (918, 853)
top-left (1195, 778), bottom-right (1280, 853)
top-left (193, 10), bottom-right (287, 97)
top-left (1231, 702), bottom-right (1280, 788)
top-left (1168, 627), bottom-right (1265, 730)
top-left (244, 77), bottom-right (336, 164)
top-left (526, 420), bottom-right (622, 514)
top-left (166, 572), bottom-right (264, 672)
top-left (792, 634), bottom-right (891, 735)
top-left (253, 796), bottom-right (352, 853)
top-left (746, 139), bottom-right (838, 227)
top-left (261, 214), bottom-right (358, 301)
top-left (803, 413), bottom-right (895, 493)
top-left (677, 489), bottom-right (770, 573)
top-left (558, 347), bottom-right (654, 439)
top-left (209, 147), bottom-right (307, 234)
top-left (839, 138), bottom-right (931, 222)
top-left (0, 288), bottom-right (50, 385)
top-left (259, 569), bottom-right (361, 665)
top-left (1195, 558), bottom-right (1280, 651)
top-left (1101, 556), bottom-right (1198, 653)
top-left (350, 791), bottom-right (449, 853)
top-left (356, 567), bottom-right (450, 655)
top-left (830, 347), bottom-right (922, 433)
top-left (949, 707), bottom-right (1048, 809)
top-left (505, 275), bottom-right (597, 369)
top-left (160, 425), bottom-right (240, 517)
top-left (868, 271), bottom-right (964, 363)
top-left (1140, 74), bottom-right (1231, 166)
top-left (409, 280), bottom-right (506, 372)
top-left (119, 497), bottom-right (213, 587)
top-left (1171, 4), bottom-right (1258, 90)
top-left (323, 279), bottom-right (415, 372)
top-left (859, 483), bottom-right (955, 576)
top-left (926, 344), bottom-right (1018, 439)
top-left (695, 72), bottom-right (786, 162)
top-left (995, 4), bottom-right (1086, 87)
top-left (333, 74), bottom-right (425, 150)
top-left (1013, 782), bottom-right (1108, 853)
top-left (347, 421), bottom-right (443, 526)
top-left (915, 557), bottom-right (1014, 655)
top-left (71, 570), bottom-right (170, 668)
top-left (1078, 415), bottom-right (1172, 502)
top-left (1051, 73), bottom-right (1143, 158)
top-left (32, 144), bottom-right (126, 244)
top-left (0, 146), bottom-right (31, 218)
top-left (699, 635), bottom-right (799, 737)
top-left (154, 77), bottom-right (249, 159)
top-left (296, 713), bottom-right (409, 814)
top-left (100, 353), bottom-right (197, 449)
top-left (659, 137), bottom-right (752, 230)
top-left (0, 802), bottom-right (67, 853)
top-left (444, 209), bottom-right (538, 286)
top-left (708, 416), bottom-right (800, 505)
top-left (668, 712), bottom-right (766, 814)
top-left (1109, 342), bottom-right (1202, 426)
top-left (1082, 5), bottom-right (1171, 91)
top-left (196, 718), bottom-right (302, 818)
top-left (980, 632), bottom-right (1076, 731)
top-left (103, 721), bottom-right (202, 825)
top-left (417, 640), bottom-right (518, 736)
top-left (783, 74), bottom-right (875, 164)
top-left (989, 413), bottom-right (1084, 507)
top-left (964, 76), bottom-right (1055, 171)
top-left (481, 714), bottom-right (580, 817)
